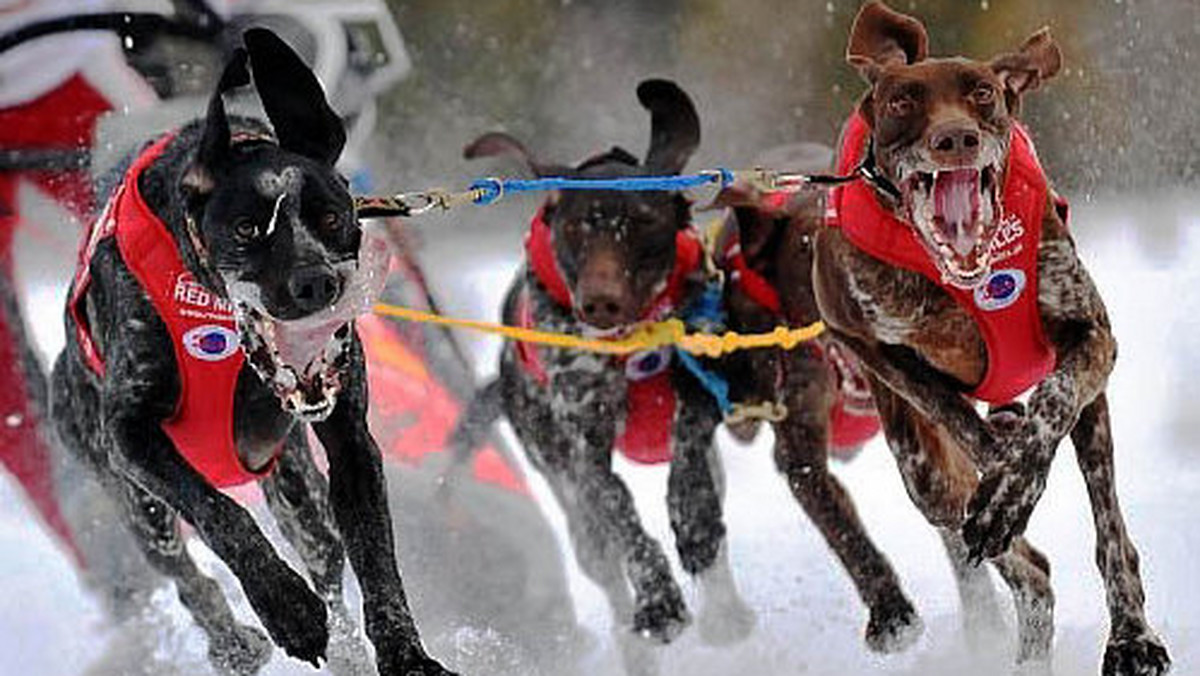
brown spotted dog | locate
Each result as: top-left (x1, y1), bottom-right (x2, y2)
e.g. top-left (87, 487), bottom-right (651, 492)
top-left (813, 3), bottom-right (1170, 673)
top-left (713, 143), bottom-right (920, 653)
top-left (455, 80), bottom-right (756, 675)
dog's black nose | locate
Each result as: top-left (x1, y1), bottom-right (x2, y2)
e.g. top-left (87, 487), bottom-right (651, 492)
top-left (579, 294), bottom-right (629, 329)
top-left (288, 265), bottom-right (341, 312)
top-left (928, 122), bottom-right (982, 163)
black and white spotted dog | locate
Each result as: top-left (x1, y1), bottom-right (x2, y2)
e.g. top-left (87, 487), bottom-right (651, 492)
top-left (450, 80), bottom-right (755, 673)
top-left (50, 29), bottom-right (453, 676)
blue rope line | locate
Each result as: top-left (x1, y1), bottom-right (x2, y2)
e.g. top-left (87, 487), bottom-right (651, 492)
top-left (676, 350), bottom-right (732, 415)
top-left (470, 169), bottom-right (735, 205)
top-left (676, 282), bottom-right (732, 414)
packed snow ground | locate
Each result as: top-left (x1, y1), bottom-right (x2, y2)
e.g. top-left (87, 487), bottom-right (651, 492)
top-left (1, 191), bottom-right (1197, 676)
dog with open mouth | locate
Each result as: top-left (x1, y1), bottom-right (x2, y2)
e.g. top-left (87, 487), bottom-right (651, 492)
top-left (815, 3), bottom-right (1170, 673)
top-left (712, 142), bottom-right (920, 653)
top-left (451, 80), bottom-right (756, 674)
top-left (50, 29), bottom-right (454, 676)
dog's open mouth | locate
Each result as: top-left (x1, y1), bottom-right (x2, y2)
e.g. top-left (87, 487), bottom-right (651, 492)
top-left (236, 306), bottom-right (351, 422)
top-left (231, 225), bottom-right (390, 423)
top-left (899, 146), bottom-right (1005, 289)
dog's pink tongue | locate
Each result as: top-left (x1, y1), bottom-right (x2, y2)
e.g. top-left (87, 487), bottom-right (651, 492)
top-left (934, 168), bottom-right (980, 255)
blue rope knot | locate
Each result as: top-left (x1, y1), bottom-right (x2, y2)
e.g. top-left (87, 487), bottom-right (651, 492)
top-left (469, 177), bottom-right (505, 205)
top-left (706, 167), bottom-right (736, 190)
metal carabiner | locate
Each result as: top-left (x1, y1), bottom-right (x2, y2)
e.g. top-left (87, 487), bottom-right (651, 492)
top-left (396, 190), bottom-right (445, 216)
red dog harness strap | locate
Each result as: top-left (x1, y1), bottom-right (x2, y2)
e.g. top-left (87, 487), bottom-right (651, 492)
top-left (70, 134), bottom-right (270, 487)
top-left (718, 228), bottom-right (782, 316)
top-left (827, 112), bottom-right (1058, 404)
top-left (518, 208), bottom-right (703, 465)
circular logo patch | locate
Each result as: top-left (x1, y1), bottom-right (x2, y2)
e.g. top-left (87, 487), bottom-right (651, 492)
top-left (182, 325), bottom-right (241, 362)
top-left (974, 269), bottom-right (1026, 312)
top-left (625, 347), bottom-right (672, 382)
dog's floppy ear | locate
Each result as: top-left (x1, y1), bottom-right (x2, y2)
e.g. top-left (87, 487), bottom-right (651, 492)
top-left (638, 79), bottom-right (700, 175)
top-left (183, 47), bottom-right (250, 198)
top-left (990, 28), bottom-right (1062, 111)
top-left (464, 132), bottom-right (537, 168)
top-left (707, 181), bottom-right (762, 211)
top-left (243, 28), bottom-right (346, 165)
top-left (846, 1), bottom-right (929, 83)
top-left (463, 132), bottom-right (567, 177)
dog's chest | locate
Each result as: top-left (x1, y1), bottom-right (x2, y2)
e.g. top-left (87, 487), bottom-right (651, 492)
top-left (233, 368), bottom-right (297, 469)
top-left (841, 241), bottom-right (988, 387)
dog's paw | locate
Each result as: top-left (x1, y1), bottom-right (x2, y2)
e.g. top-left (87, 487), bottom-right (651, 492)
top-left (632, 588), bottom-right (691, 644)
top-left (963, 467), bottom-right (1045, 563)
top-left (377, 651), bottom-right (459, 676)
top-left (865, 592), bottom-right (923, 654)
top-left (697, 591), bottom-right (756, 647)
top-left (1103, 633), bottom-right (1171, 676)
top-left (244, 567), bottom-right (328, 667)
top-left (208, 624), bottom-right (273, 676)
top-left (324, 607), bottom-right (374, 676)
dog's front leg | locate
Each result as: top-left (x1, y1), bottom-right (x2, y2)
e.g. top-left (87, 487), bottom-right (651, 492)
top-left (668, 364), bottom-right (756, 647)
top-left (667, 366), bottom-right (724, 576)
top-left (311, 331), bottom-right (455, 676)
top-left (546, 347), bottom-right (689, 644)
top-left (830, 329), bottom-right (998, 466)
top-left (105, 414), bottom-right (329, 666)
top-left (963, 234), bottom-right (1118, 562)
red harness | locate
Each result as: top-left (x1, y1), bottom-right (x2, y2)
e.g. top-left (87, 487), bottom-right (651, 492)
top-left (716, 213), bottom-right (881, 453)
top-left (70, 134), bottom-right (273, 488)
top-left (516, 208), bottom-right (703, 465)
top-left (827, 112), bottom-right (1058, 404)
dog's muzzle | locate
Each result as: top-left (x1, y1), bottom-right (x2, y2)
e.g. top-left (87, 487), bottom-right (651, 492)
top-left (234, 225), bottom-right (390, 422)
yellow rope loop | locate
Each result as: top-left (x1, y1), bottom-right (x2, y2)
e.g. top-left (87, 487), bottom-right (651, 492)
top-left (725, 401), bottom-right (788, 425)
top-left (371, 303), bottom-right (825, 357)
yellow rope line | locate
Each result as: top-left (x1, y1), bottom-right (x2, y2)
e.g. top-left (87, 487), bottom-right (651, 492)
top-left (372, 302), bottom-right (825, 358)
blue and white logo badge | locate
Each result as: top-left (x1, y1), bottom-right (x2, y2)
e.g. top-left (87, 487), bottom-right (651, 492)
top-left (182, 325), bottom-right (240, 362)
top-left (625, 347), bottom-right (672, 382)
top-left (974, 269), bottom-right (1026, 312)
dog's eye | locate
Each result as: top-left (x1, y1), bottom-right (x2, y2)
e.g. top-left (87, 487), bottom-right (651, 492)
top-left (885, 96), bottom-right (915, 118)
top-left (971, 84), bottom-right (997, 106)
top-left (233, 218), bottom-right (259, 243)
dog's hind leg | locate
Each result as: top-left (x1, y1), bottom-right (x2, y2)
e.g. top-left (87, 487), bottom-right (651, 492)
top-left (776, 356), bottom-right (919, 653)
top-left (118, 482), bottom-right (272, 676)
top-left (667, 369), bottom-right (755, 646)
top-left (261, 427), bottom-right (372, 676)
top-left (1070, 394), bottom-right (1170, 676)
top-left (988, 536), bottom-right (1054, 664)
top-left (937, 527), bottom-right (1007, 647)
